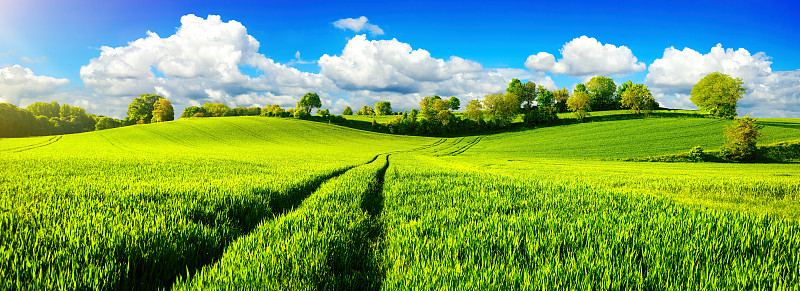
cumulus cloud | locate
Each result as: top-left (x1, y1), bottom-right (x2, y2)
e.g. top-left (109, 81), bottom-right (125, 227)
top-left (0, 65), bottom-right (70, 105)
top-left (317, 35), bottom-right (527, 110)
top-left (333, 16), bottom-right (384, 36)
top-left (645, 44), bottom-right (799, 117)
top-left (320, 35), bottom-right (486, 93)
top-left (80, 14), bottom-right (332, 116)
top-left (525, 36), bottom-right (646, 77)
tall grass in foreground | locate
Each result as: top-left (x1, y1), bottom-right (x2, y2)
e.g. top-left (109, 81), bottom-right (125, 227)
top-left (380, 154), bottom-right (800, 289)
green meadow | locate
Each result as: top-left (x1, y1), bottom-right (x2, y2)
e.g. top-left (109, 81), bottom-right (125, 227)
top-left (1, 114), bottom-right (798, 290)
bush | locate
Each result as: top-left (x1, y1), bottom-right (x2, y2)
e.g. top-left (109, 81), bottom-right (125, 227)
top-left (689, 146), bottom-right (704, 161)
top-left (523, 106), bottom-right (559, 126)
top-left (723, 115), bottom-right (763, 161)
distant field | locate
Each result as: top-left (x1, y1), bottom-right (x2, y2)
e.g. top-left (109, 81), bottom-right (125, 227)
top-left (1, 114), bottom-right (798, 289)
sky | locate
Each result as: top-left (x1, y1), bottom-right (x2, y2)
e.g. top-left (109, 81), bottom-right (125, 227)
top-left (1, 0), bottom-right (798, 118)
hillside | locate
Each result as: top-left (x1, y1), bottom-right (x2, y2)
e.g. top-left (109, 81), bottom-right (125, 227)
top-left (1, 115), bottom-right (799, 289)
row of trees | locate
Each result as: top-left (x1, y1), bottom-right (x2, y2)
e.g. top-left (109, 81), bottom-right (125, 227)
top-left (0, 93), bottom-right (177, 138)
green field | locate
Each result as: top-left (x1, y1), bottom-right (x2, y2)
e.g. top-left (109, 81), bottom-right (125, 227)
top-left (1, 114), bottom-right (799, 289)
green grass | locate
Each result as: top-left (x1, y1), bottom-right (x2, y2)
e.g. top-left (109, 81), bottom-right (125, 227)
top-left (1, 113), bottom-right (799, 289)
top-left (340, 114), bottom-right (400, 124)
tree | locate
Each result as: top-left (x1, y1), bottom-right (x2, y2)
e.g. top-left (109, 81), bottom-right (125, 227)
top-left (521, 81), bottom-right (537, 110)
top-left (447, 96), bottom-right (461, 111)
top-left (95, 117), bottom-right (122, 130)
top-left (536, 85), bottom-right (554, 108)
top-left (465, 99), bottom-right (483, 122)
top-left (0, 103), bottom-right (37, 137)
top-left (202, 102), bottom-right (231, 117)
top-left (356, 105), bottom-right (375, 116)
top-left (508, 79), bottom-right (537, 110)
top-left (297, 92), bottom-right (322, 115)
top-left (724, 114), bottom-right (763, 160)
top-left (691, 72), bottom-right (746, 119)
top-left (585, 76), bottom-right (617, 111)
top-left (567, 91), bottom-right (591, 122)
top-left (375, 101), bottom-right (392, 115)
top-left (507, 79), bottom-right (523, 96)
top-left (182, 106), bottom-right (205, 118)
top-left (575, 83), bottom-right (587, 93)
top-left (342, 106), bottom-right (353, 115)
top-left (60, 104), bottom-right (95, 131)
top-left (127, 94), bottom-right (164, 124)
top-left (553, 87), bottom-right (570, 113)
top-left (26, 101), bottom-right (60, 118)
top-left (151, 99), bottom-right (174, 122)
top-left (483, 93), bottom-right (520, 127)
top-left (620, 83), bottom-right (655, 115)
top-left (617, 81), bottom-right (634, 102)
top-left (419, 95), bottom-right (449, 123)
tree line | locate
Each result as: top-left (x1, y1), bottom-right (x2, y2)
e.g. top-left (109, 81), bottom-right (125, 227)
top-left (0, 94), bottom-right (175, 138)
top-left (2, 71), bottom-right (746, 138)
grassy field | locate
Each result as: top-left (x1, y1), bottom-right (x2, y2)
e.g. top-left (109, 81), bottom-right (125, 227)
top-left (1, 114), bottom-right (798, 289)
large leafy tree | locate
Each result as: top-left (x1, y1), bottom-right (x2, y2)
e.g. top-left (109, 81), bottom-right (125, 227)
top-left (202, 102), bottom-right (231, 117)
top-left (536, 85), bottom-right (554, 107)
top-left (567, 91), bottom-right (591, 122)
top-left (620, 83), bottom-right (655, 115)
top-left (508, 79), bottom-right (537, 110)
top-left (585, 76), bottom-right (617, 111)
top-left (447, 96), bottom-right (460, 111)
top-left (26, 101), bottom-right (60, 118)
top-left (465, 99), bottom-right (483, 122)
top-left (553, 87), bottom-right (570, 113)
top-left (374, 101), bottom-right (392, 115)
top-left (483, 92), bottom-right (520, 127)
top-left (342, 106), bottom-right (353, 115)
top-left (356, 105), bottom-right (375, 116)
top-left (690, 72), bottom-right (746, 119)
top-left (420, 95), bottom-right (448, 121)
top-left (297, 92), bottom-right (322, 115)
top-left (127, 93), bottom-right (164, 124)
top-left (151, 99), bottom-right (174, 122)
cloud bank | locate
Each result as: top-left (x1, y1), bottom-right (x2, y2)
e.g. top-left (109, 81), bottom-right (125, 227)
top-left (525, 36), bottom-right (646, 77)
top-left (79, 14), bottom-right (333, 115)
top-left (645, 44), bottom-right (799, 117)
top-left (0, 65), bottom-right (70, 106)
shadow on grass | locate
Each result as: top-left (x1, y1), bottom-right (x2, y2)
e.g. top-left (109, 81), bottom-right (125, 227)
top-left (760, 121), bottom-right (800, 131)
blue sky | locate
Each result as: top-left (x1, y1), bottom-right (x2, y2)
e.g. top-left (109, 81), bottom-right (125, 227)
top-left (1, 0), bottom-right (798, 117)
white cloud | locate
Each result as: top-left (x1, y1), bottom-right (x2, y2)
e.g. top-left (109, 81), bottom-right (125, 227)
top-left (317, 35), bottom-right (523, 111)
top-left (646, 44), bottom-right (799, 117)
top-left (80, 14), bottom-right (332, 117)
top-left (333, 16), bottom-right (384, 36)
top-left (19, 56), bottom-right (46, 64)
top-left (287, 51), bottom-right (315, 66)
top-left (0, 64), bottom-right (70, 106)
top-left (525, 36), bottom-right (646, 77)
top-left (319, 35), bottom-right (486, 93)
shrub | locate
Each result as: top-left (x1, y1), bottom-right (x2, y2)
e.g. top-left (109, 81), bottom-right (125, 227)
top-left (723, 115), bottom-right (763, 161)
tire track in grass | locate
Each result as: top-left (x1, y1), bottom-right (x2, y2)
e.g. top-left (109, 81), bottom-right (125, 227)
top-left (10, 136), bottom-right (62, 153)
top-left (351, 154), bottom-right (390, 290)
top-left (0, 136), bottom-right (58, 152)
top-left (166, 155), bottom-right (382, 290)
top-left (437, 136), bottom-right (483, 156)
